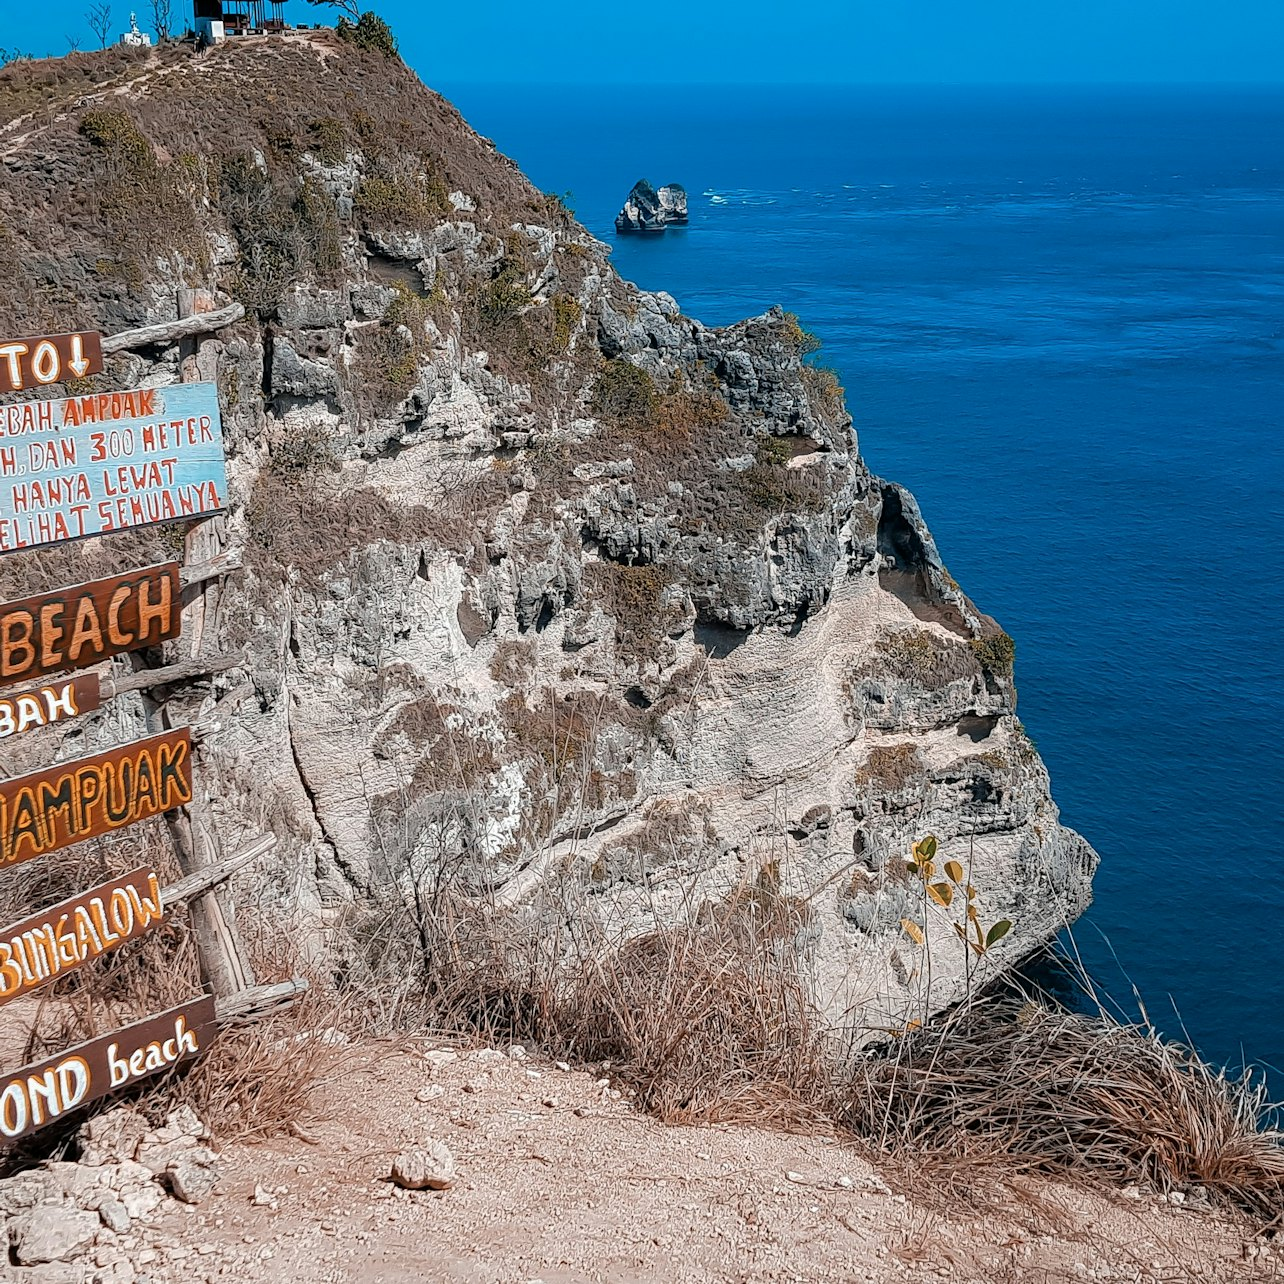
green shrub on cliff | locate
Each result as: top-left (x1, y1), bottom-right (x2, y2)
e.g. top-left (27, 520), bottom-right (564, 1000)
top-left (780, 311), bottom-right (822, 357)
top-left (970, 632), bottom-right (1016, 677)
top-left (592, 360), bottom-right (659, 429)
top-left (337, 13), bottom-right (400, 59)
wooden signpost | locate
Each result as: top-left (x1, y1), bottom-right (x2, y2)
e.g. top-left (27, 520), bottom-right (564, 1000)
top-left (0, 674), bottom-right (101, 741)
top-left (0, 996), bottom-right (216, 1142)
top-left (0, 308), bottom-right (297, 1144)
top-left (0, 868), bottom-right (164, 1005)
top-left (0, 382), bottom-right (227, 553)
top-left (0, 332), bottom-right (103, 394)
top-left (0, 563), bottom-right (181, 688)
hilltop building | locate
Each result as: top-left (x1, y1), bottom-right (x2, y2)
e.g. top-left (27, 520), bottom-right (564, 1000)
top-left (194, 0), bottom-right (287, 43)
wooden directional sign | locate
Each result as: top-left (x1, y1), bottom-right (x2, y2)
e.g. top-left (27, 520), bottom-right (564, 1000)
top-left (0, 563), bottom-right (180, 689)
top-left (0, 867), bottom-right (164, 1006)
top-left (0, 332), bottom-right (102, 394)
top-left (0, 995), bottom-right (216, 1142)
top-left (0, 729), bottom-right (193, 872)
top-left (0, 382), bottom-right (226, 553)
top-left (0, 673), bottom-right (101, 740)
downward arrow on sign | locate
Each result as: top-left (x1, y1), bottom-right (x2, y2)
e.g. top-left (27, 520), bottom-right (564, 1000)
top-left (67, 333), bottom-right (90, 378)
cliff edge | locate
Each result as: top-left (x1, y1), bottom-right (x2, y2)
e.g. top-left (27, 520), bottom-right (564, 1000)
top-left (0, 33), bottom-right (1097, 1033)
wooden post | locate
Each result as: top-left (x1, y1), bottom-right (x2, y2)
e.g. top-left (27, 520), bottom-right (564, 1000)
top-left (132, 288), bottom-right (255, 999)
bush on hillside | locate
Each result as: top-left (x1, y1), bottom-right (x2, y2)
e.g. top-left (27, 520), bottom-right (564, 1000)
top-left (338, 13), bottom-right (399, 59)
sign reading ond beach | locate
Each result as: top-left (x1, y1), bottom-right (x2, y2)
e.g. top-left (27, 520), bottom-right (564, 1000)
top-left (0, 995), bottom-right (216, 1141)
top-left (0, 382), bottom-right (227, 552)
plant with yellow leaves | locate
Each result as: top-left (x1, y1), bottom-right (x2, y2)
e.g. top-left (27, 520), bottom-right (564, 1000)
top-left (899, 834), bottom-right (1012, 958)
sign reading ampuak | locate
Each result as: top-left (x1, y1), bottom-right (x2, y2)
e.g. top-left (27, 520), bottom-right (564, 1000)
top-left (0, 995), bottom-right (216, 1142)
top-left (0, 382), bottom-right (226, 552)
top-left (0, 729), bottom-right (193, 871)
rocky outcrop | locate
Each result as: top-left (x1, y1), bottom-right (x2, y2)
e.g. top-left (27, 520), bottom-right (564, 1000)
top-left (615, 180), bottom-right (689, 234)
top-left (0, 32), bottom-right (1096, 1034)
top-left (0, 1106), bottom-right (218, 1277)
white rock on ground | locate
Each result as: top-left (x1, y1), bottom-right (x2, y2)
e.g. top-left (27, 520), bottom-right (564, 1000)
top-left (11, 1205), bottom-right (101, 1265)
top-left (390, 1142), bottom-right (455, 1191)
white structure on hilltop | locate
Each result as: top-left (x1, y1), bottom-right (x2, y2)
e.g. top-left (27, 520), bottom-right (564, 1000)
top-left (120, 12), bottom-right (153, 47)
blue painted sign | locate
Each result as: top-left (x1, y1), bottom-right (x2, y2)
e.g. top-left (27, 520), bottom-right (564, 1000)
top-left (0, 382), bottom-right (227, 553)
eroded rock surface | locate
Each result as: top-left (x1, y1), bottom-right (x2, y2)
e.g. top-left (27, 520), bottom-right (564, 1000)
top-left (0, 31), bottom-right (1096, 1032)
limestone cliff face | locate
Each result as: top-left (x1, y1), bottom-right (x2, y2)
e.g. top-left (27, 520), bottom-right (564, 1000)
top-left (0, 34), bottom-right (1096, 1031)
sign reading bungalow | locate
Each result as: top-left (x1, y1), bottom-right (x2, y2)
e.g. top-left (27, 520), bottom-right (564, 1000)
top-left (0, 867), bottom-right (165, 1005)
top-left (0, 382), bottom-right (227, 552)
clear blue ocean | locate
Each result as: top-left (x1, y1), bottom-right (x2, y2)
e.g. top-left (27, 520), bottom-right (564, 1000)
top-left (444, 83), bottom-right (1284, 1076)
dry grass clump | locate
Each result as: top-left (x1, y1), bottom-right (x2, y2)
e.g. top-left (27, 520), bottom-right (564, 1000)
top-left (871, 628), bottom-right (981, 690)
top-left (244, 468), bottom-right (507, 589)
top-left (327, 824), bottom-right (1284, 1228)
top-left (351, 886), bottom-right (828, 1129)
top-left (555, 909), bottom-right (829, 1127)
top-left (837, 997), bottom-right (1284, 1223)
top-left (161, 976), bottom-right (345, 1143)
top-left (0, 827), bottom-right (338, 1158)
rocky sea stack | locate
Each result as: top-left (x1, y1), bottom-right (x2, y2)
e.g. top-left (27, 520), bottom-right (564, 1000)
top-left (0, 30), bottom-right (1096, 1034)
top-left (615, 179), bottom-right (689, 234)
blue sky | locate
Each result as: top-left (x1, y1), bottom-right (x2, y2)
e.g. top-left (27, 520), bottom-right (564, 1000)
top-left (3, 0), bottom-right (1283, 83)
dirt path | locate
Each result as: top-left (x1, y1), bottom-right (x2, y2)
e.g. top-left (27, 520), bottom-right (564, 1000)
top-left (107, 1041), bottom-right (1274, 1284)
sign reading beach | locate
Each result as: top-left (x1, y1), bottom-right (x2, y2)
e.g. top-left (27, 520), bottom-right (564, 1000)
top-left (0, 382), bottom-right (227, 552)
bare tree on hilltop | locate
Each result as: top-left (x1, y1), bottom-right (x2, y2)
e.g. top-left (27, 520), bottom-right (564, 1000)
top-left (151, 0), bottom-right (173, 41)
top-left (86, 2), bottom-right (113, 49)
top-left (306, 0), bottom-right (362, 19)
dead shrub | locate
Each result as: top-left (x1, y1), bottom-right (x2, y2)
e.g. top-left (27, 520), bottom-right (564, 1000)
top-left (856, 743), bottom-right (924, 791)
top-left (582, 560), bottom-right (681, 664)
top-left (801, 363), bottom-right (845, 419)
top-left (337, 872), bottom-right (828, 1129)
top-left (217, 153), bottom-right (342, 316)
